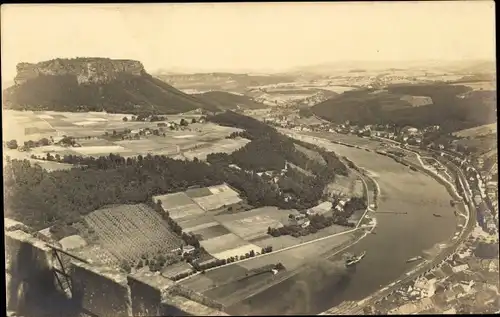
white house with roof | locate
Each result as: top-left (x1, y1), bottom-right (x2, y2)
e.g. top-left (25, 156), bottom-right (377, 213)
top-left (182, 245), bottom-right (196, 255)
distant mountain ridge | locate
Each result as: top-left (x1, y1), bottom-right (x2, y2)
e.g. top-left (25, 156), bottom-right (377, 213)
top-left (155, 72), bottom-right (296, 93)
top-left (193, 91), bottom-right (268, 110)
top-left (312, 83), bottom-right (496, 132)
top-left (3, 58), bottom-right (219, 114)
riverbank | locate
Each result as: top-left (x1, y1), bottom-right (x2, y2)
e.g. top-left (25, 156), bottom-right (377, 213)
top-left (275, 130), bottom-right (461, 314)
top-left (314, 134), bottom-right (474, 315)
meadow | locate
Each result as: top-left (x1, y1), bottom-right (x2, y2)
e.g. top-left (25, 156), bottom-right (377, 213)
top-left (3, 110), bottom-right (249, 167)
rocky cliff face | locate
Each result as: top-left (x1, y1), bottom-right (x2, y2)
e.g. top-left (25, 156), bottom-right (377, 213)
top-left (4, 57), bottom-right (219, 114)
top-left (14, 58), bottom-right (146, 85)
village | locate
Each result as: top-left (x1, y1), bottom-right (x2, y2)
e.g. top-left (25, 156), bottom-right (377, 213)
top-left (365, 222), bottom-right (499, 315)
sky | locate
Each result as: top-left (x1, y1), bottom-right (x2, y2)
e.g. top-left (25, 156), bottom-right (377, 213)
top-left (1, 2), bottom-right (496, 79)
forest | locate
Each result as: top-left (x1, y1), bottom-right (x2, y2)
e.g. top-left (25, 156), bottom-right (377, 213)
top-left (312, 83), bottom-right (496, 133)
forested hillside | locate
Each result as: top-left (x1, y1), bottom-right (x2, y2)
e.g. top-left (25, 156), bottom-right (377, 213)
top-left (312, 83), bottom-right (496, 132)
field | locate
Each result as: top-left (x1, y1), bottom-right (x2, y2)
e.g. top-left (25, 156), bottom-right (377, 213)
top-left (83, 204), bottom-right (182, 266)
top-left (215, 207), bottom-right (289, 237)
top-left (151, 186), bottom-right (351, 262)
top-left (183, 137), bottom-right (250, 161)
top-left (325, 173), bottom-right (359, 197)
top-left (200, 233), bottom-right (256, 258)
top-left (450, 80), bottom-right (496, 91)
top-left (153, 183), bottom-right (243, 223)
top-left (452, 123), bottom-right (497, 138)
top-left (220, 213), bottom-right (282, 241)
top-left (191, 224), bottom-right (232, 240)
top-left (452, 133), bottom-right (497, 156)
top-left (161, 261), bottom-right (194, 279)
top-left (3, 110), bottom-right (248, 167)
top-left (294, 144), bottom-right (327, 165)
top-left (399, 95), bottom-right (433, 107)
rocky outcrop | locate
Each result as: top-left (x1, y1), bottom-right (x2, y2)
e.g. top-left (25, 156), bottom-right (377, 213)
top-left (14, 58), bottom-right (145, 85)
top-left (4, 57), bottom-right (219, 114)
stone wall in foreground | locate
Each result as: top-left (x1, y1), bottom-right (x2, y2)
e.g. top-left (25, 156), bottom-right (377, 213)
top-left (4, 218), bottom-right (228, 317)
top-left (71, 261), bottom-right (132, 316)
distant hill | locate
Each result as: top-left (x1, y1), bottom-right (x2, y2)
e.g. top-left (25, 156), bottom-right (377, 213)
top-left (193, 91), bottom-right (268, 110)
top-left (3, 58), bottom-right (219, 114)
top-left (312, 83), bottom-right (496, 132)
top-left (155, 72), bottom-right (296, 93)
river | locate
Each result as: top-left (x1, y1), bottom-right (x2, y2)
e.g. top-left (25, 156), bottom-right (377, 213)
top-left (230, 132), bottom-right (459, 315)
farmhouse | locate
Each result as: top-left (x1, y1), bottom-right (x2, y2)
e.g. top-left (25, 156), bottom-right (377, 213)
top-left (182, 245), bottom-right (196, 255)
top-left (300, 220), bottom-right (311, 228)
top-left (402, 126), bottom-right (419, 135)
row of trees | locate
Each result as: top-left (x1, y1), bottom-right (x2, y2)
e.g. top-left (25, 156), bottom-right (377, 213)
top-left (150, 200), bottom-right (201, 249)
top-left (5, 136), bottom-right (76, 150)
top-left (171, 269), bottom-right (196, 281)
top-left (190, 245), bottom-right (274, 273)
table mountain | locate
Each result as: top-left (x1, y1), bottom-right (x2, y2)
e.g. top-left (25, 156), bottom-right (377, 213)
top-left (3, 58), bottom-right (219, 114)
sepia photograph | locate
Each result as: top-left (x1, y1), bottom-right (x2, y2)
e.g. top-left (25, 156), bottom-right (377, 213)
top-left (2, 2), bottom-right (498, 316)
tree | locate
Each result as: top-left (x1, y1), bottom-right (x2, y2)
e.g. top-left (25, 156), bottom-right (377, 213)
top-left (123, 117), bottom-right (128, 122)
top-left (191, 118), bottom-right (197, 124)
top-left (180, 119), bottom-right (188, 126)
top-left (6, 139), bottom-right (18, 149)
top-left (121, 261), bottom-right (131, 273)
top-left (38, 138), bottom-right (50, 146)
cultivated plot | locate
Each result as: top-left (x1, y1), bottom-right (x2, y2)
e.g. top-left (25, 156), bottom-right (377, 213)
top-left (166, 204), bottom-right (206, 221)
top-left (185, 187), bottom-right (213, 198)
top-left (180, 274), bottom-right (217, 293)
top-left (194, 194), bottom-right (243, 211)
top-left (191, 224), bottom-right (232, 240)
top-left (192, 184), bottom-right (242, 211)
top-left (200, 233), bottom-right (250, 255)
top-left (29, 160), bottom-right (75, 172)
top-left (77, 138), bottom-right (116, 147)
top-left (182, 221), bottom-right (220, 233)
top-left (212, 243), bottom-right (262, 261)
top-left (177, 215), bottom-right (216, 232)
top-left (161, 261), bottom-right (194, 279)
top-left (221, 214), bottom-right (282, 241)
top-left (216, 206), bottom-right (290, 224)
top-left (248, 235), bottom-right (300, 250)
top-left (72, 145), bottom-right (133, 157)
top-left (83, 204), bottom-right (182, 265)
top-left (294, 144), bottom-right (327, 165)
top-left (154, 192), bottom-right (196, 209)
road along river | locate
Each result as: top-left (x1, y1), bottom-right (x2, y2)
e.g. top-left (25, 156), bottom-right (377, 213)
top-left (232, 131), bottom-right (461, 315)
